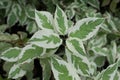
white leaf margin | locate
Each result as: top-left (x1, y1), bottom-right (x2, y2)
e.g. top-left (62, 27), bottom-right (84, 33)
top-left (50, 57), bottom-right (81, 80)
top-left (66, 37), bottom-right (86, 55)
top-left (54, 6), bottom-right (68, 35)
top-left (65, 49), bottom-right (91, 76)
top-left (35, 10), bottom-right (54, 30)
top-left (0, 47), bottom-right (21, 62)
top-left (28, 30), bottom-right (62, 48)
top-left (68, 18), bottom-right (104, 41)
top-left (8, 64), bottom-right (26, 79)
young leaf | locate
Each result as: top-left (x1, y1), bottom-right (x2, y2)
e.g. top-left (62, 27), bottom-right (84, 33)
top-left (95, 63), bottom-right (118, 80)
top-left (50, 56), bottom-right (81, 80)
top-left (35, 10), bottom-right (54, 30)
top-left (66, 38), bottom-right (86, 56)
top-left (0, 47), bottom-right (21, 62)
top-left (69, 18), bottom-right (104, 41)
top-left (18, 45), bottom-right (45, 64)
top-left (29, 30), bottom-right (62, 48)
top-left (54, 6), bottom-right (68, 35)
top-left (8, 64), bottom-right (26, 79)
top-left (65, 49), bottom-right (91, 76)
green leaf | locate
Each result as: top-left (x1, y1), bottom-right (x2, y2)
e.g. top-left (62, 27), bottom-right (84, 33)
top-left (18, 9), bottom-right (27, 25)
top-left (54, 6), bottom-right (68, 35)
top-left (107, 41), bottom-right (117, 64)
top-left (102, 0), bottom-right (110, 6)
top-left (29, 30), bottom-right (62, 48)
top-left (69, 18), bottom-right (104, 41)
top-left (0, 24), bottom-right (8, 32)
top-left (94, 56), bottom-right (106, 67)
top-left (92, 47), bottom-right (108, 56)
top-left (95, 63), bottom-right (118, 80)
top-left (65, 49), bottom-right (91, 76)
top-left (18, 45), bottom-right (45, 64)
top-left (3, 62), bottom-right (15, 74)
top-left (50, 56), bottom-right (81, 80)
top-left (0, 42), bottom-right (12, 53)
top-left (88, 34), bottom-right (107, 48)
top-left (40, 59), bottom-right (51, 80)
top-left (86, 0), bottom-right (100, 9)
top-left (0, 47), bottom-right (21, 62)
top-left (8, 64), bottom-right (26, 79)
top-left (35, 10), bottom-right (54, 30)
top-left (26, 5), bottom-right (35, 19)
top-left (110, 0), bottom-right (117, 12)
top-left (26, 21), bottom-right (38, 34)
top-left (66, 38), bottom-right (86, 56)
top-left (41, 48), bottom-right (58, 58)
top-left (7, 11), bottom-right (18, 27)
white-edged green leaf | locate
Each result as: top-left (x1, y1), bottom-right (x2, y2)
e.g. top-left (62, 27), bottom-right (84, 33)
top-left (18, 45), bottom-right (45, 64)
top-left (66, 38), bottom-right (86, 55)
top-left (54, 6), bottom-right (68, 35)
top-left (8, 64), bottom-right (26, 79)
top-left (40, 59), bottom-right (51, 80)
top-left (50, 56), bottom-right (81, 80)
top-left (92, 47), bottom-right (108, 56)
top-left (0, 42), bottom-right (12, 53)
top-left (86, 0), bottom-right (100, 9)
top-left (94, 56), bottom-right (106, 67)
top-left (29, 30), bottom-right (62, 48)
top-left (106, 12), bottom-right (118, 32)
top-left (18, 9), bottom-right (27, 25)
top-left (69, 18), bottom-right (104, 41)
top-left (35, 10), bottom-right (54, 30)
top-left (26, 21), bottom-right (38, 34)
top-left (88, 34), bottom-right (107, 48)
top-left (7, 11), bottom-right (18, 27)
top-left (41, 48), bottom-right (58, 58)
top-left (0, 47), bottom-right (21, 62)
top-left (65, 49), bottom-right (91, 76)
top-left (95, 63), bottom-right (118, 80)
top-left (26, 5), bottom-right (35, 19)
top-left (107, 41), bottom-right (117, 64)
top-left (0, 24), bottom-right (8, 33)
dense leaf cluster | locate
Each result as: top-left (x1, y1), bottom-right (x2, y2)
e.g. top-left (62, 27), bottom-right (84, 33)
top-left (0, 0), bottom-right (120, 80)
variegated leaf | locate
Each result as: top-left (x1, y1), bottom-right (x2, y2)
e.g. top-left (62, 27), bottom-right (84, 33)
top-left (40, 59), bottom-right (51, 80)
top-left (0, 47), bottom-right (21, 62)
top-left (95, 63), bottom-right (118, 80)
top-left (65, 49), bottom-right (91, 76)
top-left (7, 11), bottom-right (18, 27)
top-left (107, 41), bottom-right (117, 64)
top-left (29, 30), bottom-right (62, 48)
top-left (18, 45), bottom-right (45, 64)
top-left (66, 38), bottom-right (86, 55)
top-left (26, 21), bottom-right (38, 34)
top-left (41, 48), bottom-right (58, 58)
top-left (26, 5), bottom-right (35, 19)
top-left (50, 56), bottom-right (81, 80)
top-left (8, 64), bottom-right (26, 79)
top-left (69, 18), bottom-right (104, 41)
top-left (54, 6), bottom-right (68, 35)
top-left (92, 47), bottom-right (108, 56)
top-left (35, 10), bottom-right (54, 30)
